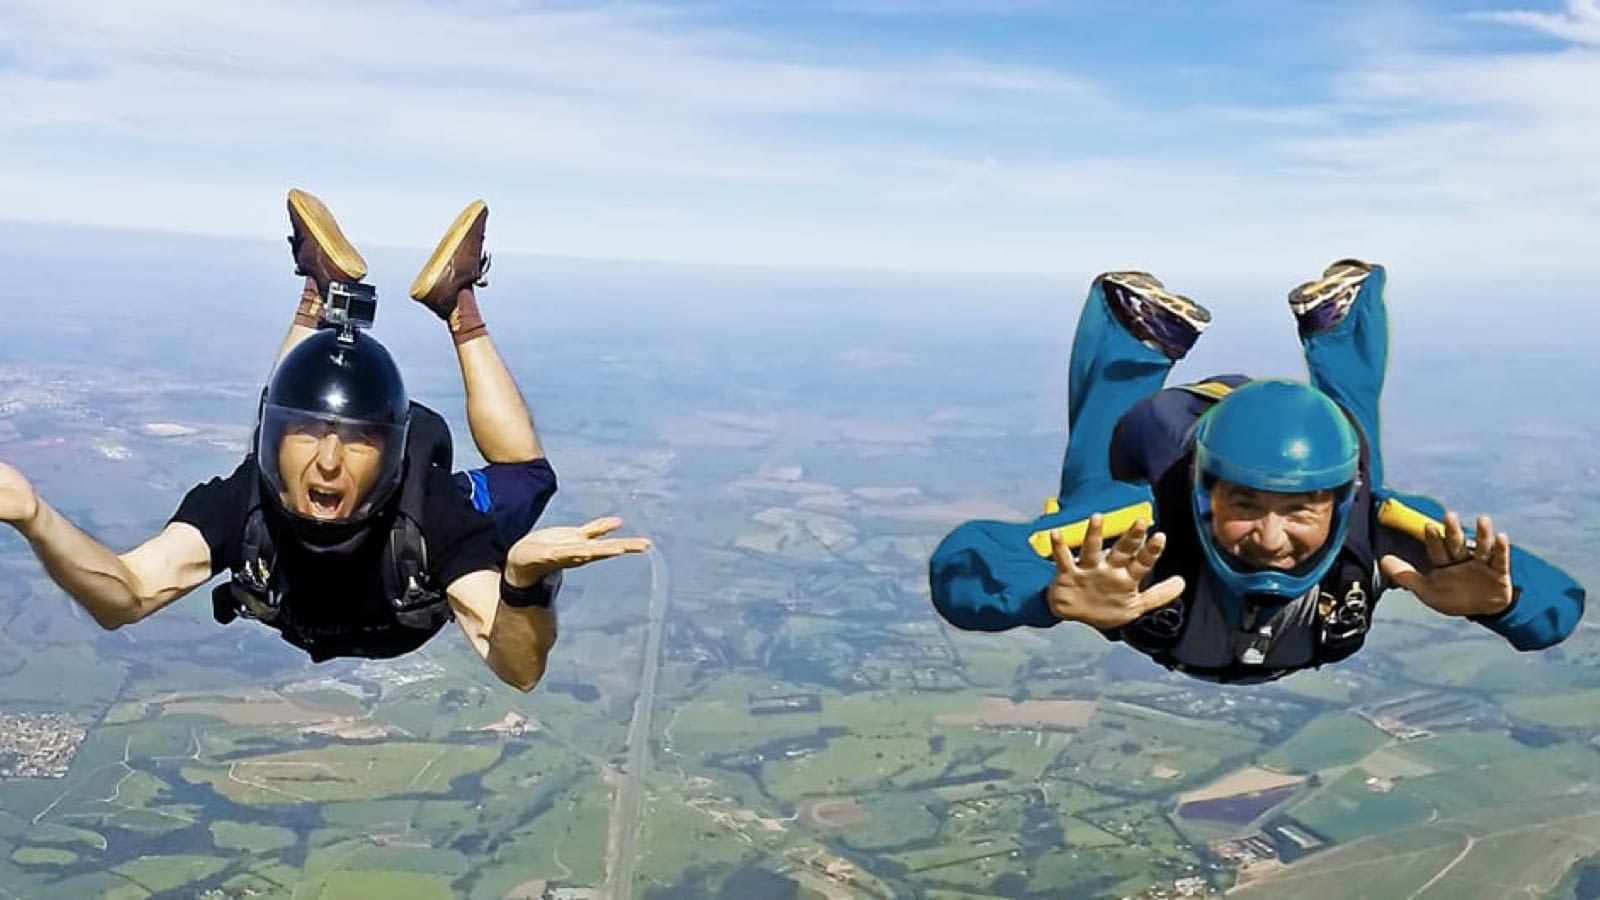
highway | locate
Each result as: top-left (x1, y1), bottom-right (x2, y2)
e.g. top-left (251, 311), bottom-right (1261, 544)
top-left (603, 543), bottom-right (670, 900)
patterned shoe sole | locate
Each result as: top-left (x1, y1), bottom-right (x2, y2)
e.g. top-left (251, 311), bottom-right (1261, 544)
top-left (409, 200), bottom-right (488, 302)
top-left (287, 189), bottom-right (368, 282)
top-left (1099, 271), bottom-right (1213, 331)
top-left (1288, 259), bottom-right (1372, 317)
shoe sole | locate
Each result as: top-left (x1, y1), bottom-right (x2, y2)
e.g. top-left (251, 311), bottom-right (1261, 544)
top-left (1288, 260), bottom-right (1371, 315)
top-left (409, 200), bottom-right (488, 301)
top-left (1099, 271), bottom-right (1213, 329)
top-left (287, 189), bottom-right (368, 282)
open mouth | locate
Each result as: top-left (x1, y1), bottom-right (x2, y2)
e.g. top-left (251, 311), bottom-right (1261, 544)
top-left (306, 487), bottom-right (346, 519)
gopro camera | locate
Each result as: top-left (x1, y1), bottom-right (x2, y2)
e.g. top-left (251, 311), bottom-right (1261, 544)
top-left (322, 281), bottom-right (378, 339)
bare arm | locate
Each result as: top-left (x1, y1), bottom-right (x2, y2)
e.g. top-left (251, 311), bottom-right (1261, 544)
top-left (14, 498), bottom-right (215, 630)
top-left (445, 569), bottom-right (557, 693)
top-left (445, 515), bottom-right (648, 692)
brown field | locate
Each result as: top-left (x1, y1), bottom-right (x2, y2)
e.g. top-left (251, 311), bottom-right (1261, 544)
top-left (749, 507), bottom-right (857, 547)
top-left (1178, 766), bottom-right (1306, 804)
top-left (801, 798), bottom-right (870, 831)
top-left (795, 493), bottom-right (856, 514)
top-left (1358, 748), bottom-right (1439, 779)
top-left (733, 532), bottom-right (783, 554)
top-left (867, 499), bottom-right (1030, 524)
top-left (662, 415), bottom-right (776, 447)
top-left (730, 478), bottom-right (843, 498)
top-left (935, 697), bottom-right (1098, 730)
top-left (505, 880), bottom-right (548, 900)
top-left (156, 690), bottom-right (354, 726)
top-left (852, 486), bottom-right (925, 502)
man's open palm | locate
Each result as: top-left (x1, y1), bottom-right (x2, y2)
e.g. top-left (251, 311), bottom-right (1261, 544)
top-left (1381, 511), bottom-right (1514, 617)
top-left (506, 516), bottom-right (652, 584)
top-left (1048, 515), bottom-right (1186, 629)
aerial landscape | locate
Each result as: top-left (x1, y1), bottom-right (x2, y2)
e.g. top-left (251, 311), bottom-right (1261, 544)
top-left (0, 238), bottom-right (1595, 899)
top-left (2, 1), bottom-right (1599, 896)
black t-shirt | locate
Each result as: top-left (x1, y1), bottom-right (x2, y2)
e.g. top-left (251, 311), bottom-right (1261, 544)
top-left (171, 457), bottom-right (505, 661)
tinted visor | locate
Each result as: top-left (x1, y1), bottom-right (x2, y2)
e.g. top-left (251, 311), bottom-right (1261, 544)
top-left (257, 403), bottom-right (408, 524)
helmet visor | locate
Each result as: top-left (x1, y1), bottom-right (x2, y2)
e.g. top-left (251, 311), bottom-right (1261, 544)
top-left (1192, 475), bottom-right (1356, 603)
top-left (257, 403), bottom-right (407, 525)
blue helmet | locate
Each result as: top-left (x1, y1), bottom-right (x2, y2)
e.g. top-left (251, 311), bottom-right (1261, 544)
top-left (1190, 380), bottom-right (1361, 607)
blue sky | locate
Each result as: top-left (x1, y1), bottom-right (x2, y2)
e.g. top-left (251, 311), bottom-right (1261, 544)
top-left (1, 0), bottom-right (1597, 282)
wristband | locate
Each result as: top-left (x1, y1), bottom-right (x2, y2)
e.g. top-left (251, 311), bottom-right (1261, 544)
top-left (500, 570), bottom-right (562, 609)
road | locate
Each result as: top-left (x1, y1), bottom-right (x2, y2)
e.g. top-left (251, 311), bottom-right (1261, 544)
top-left (603, 543), bottom-right (670, 900)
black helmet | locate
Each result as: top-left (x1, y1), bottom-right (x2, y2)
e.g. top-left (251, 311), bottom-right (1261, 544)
top-left (255, 329), bottom-right (410, 546)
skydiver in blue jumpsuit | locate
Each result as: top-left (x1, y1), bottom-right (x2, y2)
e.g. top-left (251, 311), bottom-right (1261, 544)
top-left (929, 261), bottom-right (1585, 684)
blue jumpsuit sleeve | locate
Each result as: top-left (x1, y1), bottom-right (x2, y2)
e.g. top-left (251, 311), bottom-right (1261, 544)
top-left (929, 518), bottom-right (1063, 631)
top-left (1376, 490), bottom-right (1585, 650)
top-left (931, 381), bottom-right (1228, 634)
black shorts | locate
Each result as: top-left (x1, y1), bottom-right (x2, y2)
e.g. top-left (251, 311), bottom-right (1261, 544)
top-left (453, 458), bottom-right (557, 545)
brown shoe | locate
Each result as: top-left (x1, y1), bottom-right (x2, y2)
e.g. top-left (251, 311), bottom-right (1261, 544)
top-left (409, 199), bottom-right (489, 319)
top-left (286, 189), bottom-right (368, 294)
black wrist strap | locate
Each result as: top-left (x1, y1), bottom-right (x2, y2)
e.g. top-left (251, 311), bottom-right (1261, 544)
top-left (500, 570), bottom-right (562, 609)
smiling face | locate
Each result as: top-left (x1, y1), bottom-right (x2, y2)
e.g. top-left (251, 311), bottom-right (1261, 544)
top-left (1207, 480), bottom-right (1336, 570)
top-left (274, 420), bottom-right (388, 521)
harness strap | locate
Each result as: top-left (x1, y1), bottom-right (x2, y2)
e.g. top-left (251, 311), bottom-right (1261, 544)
top-left (1106, 376), bottom-right (1379, 676)
top-left (219, 402), bottom-right (457, 650)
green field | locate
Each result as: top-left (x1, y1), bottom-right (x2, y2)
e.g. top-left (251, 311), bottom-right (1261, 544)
top-left (1396, 639), bottom-right (1517, 688)
top-left (1397, 730), bottom-right (1530, 769)
top-left (210, 820), bottom-right (298, 853)
top-left (891, 836), bottom-right (1021, 877)
top-left (1236, 793), bottom-right (1600, 900)
top-left (111, 854), bottom-right (231, 894)
top-left (1290, 743), bottom-right (1600, 844)
top-left (11, 845), bottom-right (78, 866)
top-left (180, 741), bottom-right (502, 805)
top-left (298, 869), bottom-right (457, 900)
top-left (1232, 830), bottom-right (1468, 900)
top-left (1260, 711), bottom-right (1389, 774)
top-left (1269, 670), bottom-right (1358, 704)
top-left (633, 792), bottom-right (761, 891)
top-left (1501, 689), bottom-right (1600, 728)
top-left (1057, 703), bottom-right (1260, 795)
top-left (1284, 768), bottom-right (1437, 841)
top-left (833, 792), bottom-right (944, 851)
top-left (1016, 843), bottom-right (1186, 899)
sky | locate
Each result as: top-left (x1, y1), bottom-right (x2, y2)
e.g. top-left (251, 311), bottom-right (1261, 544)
top-left (1, 0), bottom-right (1598, 285)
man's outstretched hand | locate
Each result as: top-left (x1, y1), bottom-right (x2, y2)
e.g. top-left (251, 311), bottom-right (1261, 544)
top-left (505, 516), bottom-right (652, 586)
top-left (1380, 511), bottom-right (1514, 618)
top-left (0, 461), bottom-right (40, 528)
top-left (1047, 515), bottom-right (1186, 629)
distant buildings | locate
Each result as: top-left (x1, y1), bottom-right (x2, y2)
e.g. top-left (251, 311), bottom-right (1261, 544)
top-left (0, 713), bottom-right (86, 779)
top-left (748, 692), bottom-right (822, 715)
top-left (542, 888), bottom-right (596, 900)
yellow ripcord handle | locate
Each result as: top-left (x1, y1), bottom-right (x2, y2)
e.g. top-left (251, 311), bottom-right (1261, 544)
top-left (1028, 500), bottom-right (1156, 557)
top-left (1377, 498), bottom-right (1455, 544)
top-left (1175, 380), bottom-right (1235, 401)
top-left (1026, 378), bottom-right (1223, 558)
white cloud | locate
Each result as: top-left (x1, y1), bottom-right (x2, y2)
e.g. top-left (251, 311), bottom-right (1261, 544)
top-left (0, 0), bottom-right (1598, 283)
top-left (1474, 0), bottom-right (1600, 45)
